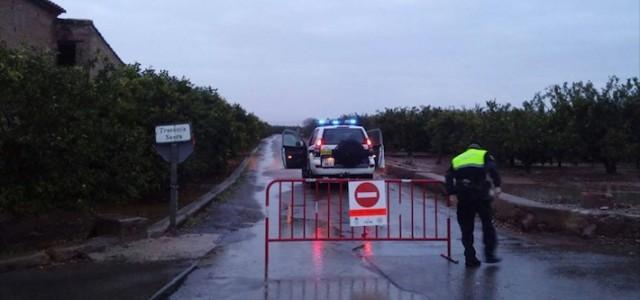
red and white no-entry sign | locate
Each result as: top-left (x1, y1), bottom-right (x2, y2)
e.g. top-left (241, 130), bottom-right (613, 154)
top-left (348, 181), bottom-right (387, 227)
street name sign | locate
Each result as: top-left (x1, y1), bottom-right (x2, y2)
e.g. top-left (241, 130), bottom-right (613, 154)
top-left (348, 181), bottom-right (387, 227)
top-left (155, 123), bottom-right (191, 144)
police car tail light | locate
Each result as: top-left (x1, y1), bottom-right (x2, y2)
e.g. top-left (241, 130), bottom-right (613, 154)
top-left (362, 138), bottom-right (372, 150)
top-left (313, 139), bottom-right (323, 156)
top-left (364, 138), bottom-right (375, 153)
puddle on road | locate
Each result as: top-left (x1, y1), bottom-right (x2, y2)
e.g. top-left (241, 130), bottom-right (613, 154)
top-left (217, 228), bottom-right (257, 245)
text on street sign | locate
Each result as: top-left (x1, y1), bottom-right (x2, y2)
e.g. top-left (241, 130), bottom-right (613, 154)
top-left (155, 123), bottom-right (191, 143)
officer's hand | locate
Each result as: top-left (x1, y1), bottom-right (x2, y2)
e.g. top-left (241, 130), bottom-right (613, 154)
top-left (494, 187), bottom-right (502, 198)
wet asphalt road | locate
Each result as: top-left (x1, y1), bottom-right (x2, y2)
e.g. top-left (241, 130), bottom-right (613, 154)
top-left (172, 136), bottom-right (640, 300)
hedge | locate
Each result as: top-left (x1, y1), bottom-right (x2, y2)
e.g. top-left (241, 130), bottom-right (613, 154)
top-left (339, 77), bottom-right (639, 174)
top-left (0, 47), bottom-right (267, 215)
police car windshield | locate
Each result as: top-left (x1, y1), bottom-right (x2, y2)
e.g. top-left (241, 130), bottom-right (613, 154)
top-left (322, 128), bottom-right (365, 145)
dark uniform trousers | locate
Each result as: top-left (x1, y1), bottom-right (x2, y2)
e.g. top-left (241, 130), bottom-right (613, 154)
top-left (456, 188), bottom-right (497, 260)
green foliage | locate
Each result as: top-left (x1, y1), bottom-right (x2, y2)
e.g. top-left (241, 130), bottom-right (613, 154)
top-left (0, 47), bottom-right (267, 215)
top-left (428, 108), bottom-right (479, 163)
top-left (357, 76), bottom-right (639, 174)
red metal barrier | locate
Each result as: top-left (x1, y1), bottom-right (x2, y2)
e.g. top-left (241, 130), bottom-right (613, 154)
top-left (264, 178), bottom-right (458, 279)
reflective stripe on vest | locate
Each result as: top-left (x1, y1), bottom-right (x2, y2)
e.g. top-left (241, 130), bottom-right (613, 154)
top-left (452, 149), bottom-right (487, 170)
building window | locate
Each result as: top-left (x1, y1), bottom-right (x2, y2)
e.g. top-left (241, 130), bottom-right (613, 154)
top-left (57, 41), bottom-right (77, 66)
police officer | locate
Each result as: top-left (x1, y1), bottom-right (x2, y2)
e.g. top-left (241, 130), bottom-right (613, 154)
top-left (445, 143), bottom-right (502, 267)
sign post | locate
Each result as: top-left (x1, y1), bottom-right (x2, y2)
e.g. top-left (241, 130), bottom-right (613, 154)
top-left (154, 123), bottom-right (194, 232)
top-left (348, 181), bottom-right (387, 227)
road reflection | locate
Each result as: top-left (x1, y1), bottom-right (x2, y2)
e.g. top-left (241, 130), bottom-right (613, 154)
top-left (265, 276), bottom-right (427, 300)
top-left (459, 266), bottom-right (499, 300)
top-left (312, 240), bottom-right (324, 275)
top-left (362, 241), bottom-right (374, 258)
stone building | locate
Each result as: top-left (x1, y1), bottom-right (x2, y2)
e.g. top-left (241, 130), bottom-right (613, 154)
top-left (0, 0), bottom-right (123, 69)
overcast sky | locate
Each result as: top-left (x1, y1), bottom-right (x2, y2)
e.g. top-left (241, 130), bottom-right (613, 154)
top-left (55, 0), bottom-right (639, 125)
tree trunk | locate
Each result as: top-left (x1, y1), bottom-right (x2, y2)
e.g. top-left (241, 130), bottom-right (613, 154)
top-left (509, 156), bottom-right (515, 168)
top-left (524, 161), bottom-right (532, 173)
top-left (557, 159), bottom-right (562, 168)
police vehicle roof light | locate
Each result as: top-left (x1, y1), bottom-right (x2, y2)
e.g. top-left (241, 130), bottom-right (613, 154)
top-left (318, 119), bottom-right (326, 125)
top-left (347, 119), bottom-right (357, 125)
top-left (331, 120), bottom-right (340, 125)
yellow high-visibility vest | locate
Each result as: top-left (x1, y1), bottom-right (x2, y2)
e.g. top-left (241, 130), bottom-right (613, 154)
top-left (452, 149), bottom-right (487, 170)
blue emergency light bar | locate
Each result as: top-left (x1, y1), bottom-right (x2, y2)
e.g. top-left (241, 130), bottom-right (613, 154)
top-left (317, 118), bottom-right (359, 126)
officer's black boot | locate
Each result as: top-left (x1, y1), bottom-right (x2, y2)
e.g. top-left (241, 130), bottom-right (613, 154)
top-left (463, 243), bottom-right (481, 267)
top-left (465, 257), bottom-right (481, 268)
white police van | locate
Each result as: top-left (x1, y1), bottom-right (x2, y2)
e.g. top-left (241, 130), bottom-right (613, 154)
top-left (282, 119), bottom-right (384, 179)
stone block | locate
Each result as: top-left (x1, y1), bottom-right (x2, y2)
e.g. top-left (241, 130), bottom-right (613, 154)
top-left (92, 214), bottom-right (148, 241)
top-left (46, 237), bottom-right (117, 262)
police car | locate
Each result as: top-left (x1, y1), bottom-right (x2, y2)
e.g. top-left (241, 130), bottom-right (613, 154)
top-left (281, 119), bottom-right (384, 179)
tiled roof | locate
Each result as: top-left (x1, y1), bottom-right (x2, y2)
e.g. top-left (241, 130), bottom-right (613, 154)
top-left (29, 0), bottom-right (66, 15)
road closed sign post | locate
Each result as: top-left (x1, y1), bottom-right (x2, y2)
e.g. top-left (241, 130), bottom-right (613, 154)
top-left (154, 123), bottom-right (194, 232)
top-left (348, 181), bottom-right (387, 227)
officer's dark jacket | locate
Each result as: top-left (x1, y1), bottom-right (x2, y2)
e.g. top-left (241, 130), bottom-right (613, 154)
top-left (445, 148), bottom-right (501, 195)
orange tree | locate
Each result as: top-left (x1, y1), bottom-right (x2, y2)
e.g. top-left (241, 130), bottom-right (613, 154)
top-left (353, 77), bottom-right (638, 173)
top-left (0, 47), bottom-right (267, 215)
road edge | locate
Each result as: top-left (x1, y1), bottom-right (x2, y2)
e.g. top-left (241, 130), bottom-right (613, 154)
top-left (147, 261), bottom-right (199, 300)
top-left (147, 142), bottom-right (263, 237)
top-left (146, 136), bottom-right (273, 299)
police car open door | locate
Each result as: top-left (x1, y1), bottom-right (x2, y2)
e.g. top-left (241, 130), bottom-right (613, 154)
top-left (281, 129), bottom-right (306, 169)
top-left (367, 129), bottom-right (385, 168)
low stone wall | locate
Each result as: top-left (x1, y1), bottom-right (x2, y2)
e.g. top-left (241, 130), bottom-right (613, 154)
top-left (384, 163), bottom-right (640, 240)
